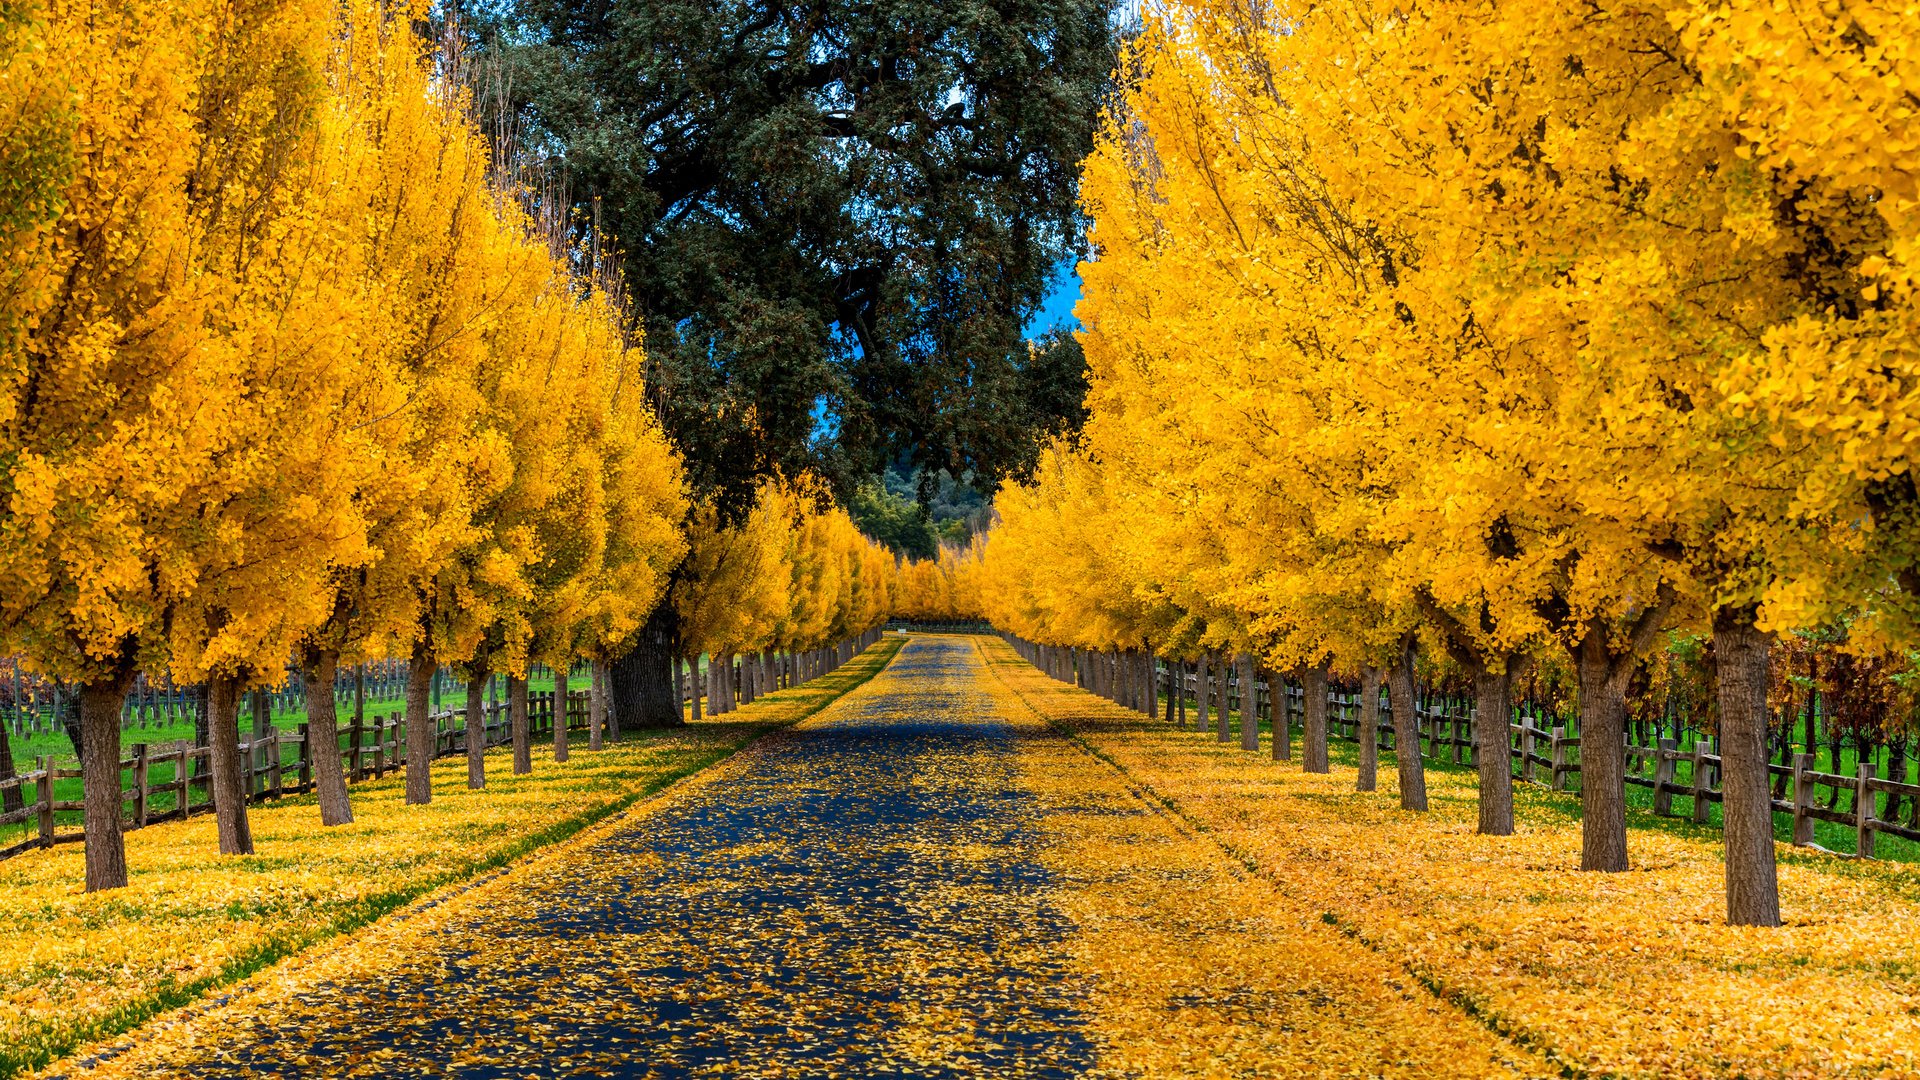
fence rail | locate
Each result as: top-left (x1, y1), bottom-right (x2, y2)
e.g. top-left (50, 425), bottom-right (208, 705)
top-left (0, 691), bottom-right (576, 861)
top-left (1009, 638), bottom-right (1919, 858)
top-left (0, 627), bottom-right (886, 863)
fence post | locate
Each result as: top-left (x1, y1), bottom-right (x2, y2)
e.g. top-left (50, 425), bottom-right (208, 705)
top-left (132, 743), bottom-right (149, 828)
top-left (1519, 719), bottom-right (1536, 783)
top-left (298, 723), bottom-right (312, 793)
top-left (1792, 753), bottom-right (1816, 846)
top-left (349, 719), bottom-right (365, 782)
top-left (1857, 762), bottom-right (1877, 859)
top-left (35, 756), bottom-right (53, 848)
top-left (1549, 727), bottom-right (1567, 792)
top-left (177, 744), bottom-right (192, 818)
top-left (1652, 739), bottom-right (1678, 816)
top-left (269, 731), bottom-right (284, 799)
top-left (1691, 743), bottom-right (1711, 824)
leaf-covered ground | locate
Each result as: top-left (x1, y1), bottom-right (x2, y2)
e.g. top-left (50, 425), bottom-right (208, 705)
top-left (40, 636), bottom-right (1537, 1078)
top-left (4, 639), bottom-right (903, 1079)
top-left (977, 638), bottom-right (1920, 1079)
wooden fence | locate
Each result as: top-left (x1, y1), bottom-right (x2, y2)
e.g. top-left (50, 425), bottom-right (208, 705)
top-left (1310, 689), bottom-right (1920, 855)
top-left (0, 690), bottom-right (576, 860)
top-left (0, 626), bottom-right (886, 862)
top-left (1010, 637), bottom-right (1920, 858)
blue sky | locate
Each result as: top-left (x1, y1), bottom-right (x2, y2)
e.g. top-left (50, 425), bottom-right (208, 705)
top-left (1027, 261), bottom-right (1082, 335)
top-left (814, 261), bottom-right (1083, 442)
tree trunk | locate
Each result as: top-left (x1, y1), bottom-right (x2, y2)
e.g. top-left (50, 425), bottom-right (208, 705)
top-left (1272, 671), bottom-right (1292, 762)
top-left (1357, 665), bottom-right (1381, 792)
top-left (610, 599), bottom-right (682, 729)
top-left (465, 660), bottom-right (487, 790)
top-left (597, 661), bottom-right (617, 742)
top-left (553, 663), bottom-right (571, 762)
top-left (1175, 660), bottom-right (1187, 727)
top-left (1715, 606), bottom-right (1780, 926)
top-left (590, 660), bottom-right (607, 750)
top-left (1238, 654), bottom-right (1259, 751)
top-left (207, 675), bottom-right (254, 856)
top-left (190, 682), bottom-right (210, 778)
top-left (0, 717), bottom-right (18, 815)
top-left (1888, 738), bottom-right (1908, 822)
top-left (1162, 658), bottom-right (1176, 724)
top-left (1195, 654), bottom-right (1209, 735)
top-left (1213, 653), bottom-right (1231, 742)
top-left (1472, 665), bottom-right (1516, 836)
top-left (1303, 662), bottom-right (1330, 773)
top-left (1388, 639), bottom-right (1428, 811)
top-left (301, 648), bottom-right (353, 826)
top-left (81, 669), bottom-right (135, 890)
top-left (404, 639), bottom-right (434, 805)
top-left (510, 675), bottom-right (531, 774)
top-left (1575, 623), bottom-right (1630, 871)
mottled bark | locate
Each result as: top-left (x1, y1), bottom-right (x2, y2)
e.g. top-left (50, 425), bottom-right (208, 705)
top-left (597, 661), bottom-right (617, 742)
top-left (553, 664), bottom-right (571, 762)
top-left (1575, 626), bottom-right (1631, 871)
top-left (591, 660), bottom-right (607, 750)
top-left (1357, 665), bottom-right (1381, 792)
top-left (0, 719), bottom-right (18, 816)
top-left (404, 639), bottom-right (434, 805)
top-left (1473, 667), bottom-right (1515, 836)
top-left (207, 675), bottom-right (254, 856)
top-left (1238, 654), bottom-right (1259, 752)
top-left (465, 660), bottom-right (487, 790)
top-left (1196, 654), bottom-right (1210, 735)
top-left (1271, 670), bottom-right (1292, 762)
top-left (81, 668), bottom-right (135, 890)
top-left (1303, 662), bottom-right (1330, 773)
top-left (1213, 655), bottom-right (1231, 742)
top-left (1388, 640), bottom-right (1428, 811)
top-left (510, 675), bottom-right (531, 775)
top-left (610, 599), bottom-right (681, 729)
top-left (1715, 607), bottom-right (1781, 927)
top-left (301, 648), bottom-right (353, 825)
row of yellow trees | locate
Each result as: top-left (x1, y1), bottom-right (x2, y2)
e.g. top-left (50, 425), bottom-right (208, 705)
top-left (0, 0), bottom-right (908, 894)
top-left (676, 477), bottom-right (902, 713)
top-left (977, 0), bottom-right (1920, 927)
top-left (891, 538), bottom-right (987, 624)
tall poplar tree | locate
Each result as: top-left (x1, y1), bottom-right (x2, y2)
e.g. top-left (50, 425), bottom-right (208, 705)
top-left (477, 0), bottom-right (1117, 725)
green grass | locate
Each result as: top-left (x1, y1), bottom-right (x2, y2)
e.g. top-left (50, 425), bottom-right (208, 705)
top-left (1151, 691), bottom-right (1920, 863)
top-left (0, 664), bottom-right (732, 846)
top-left (0, 637), bottom-right (899, 1079)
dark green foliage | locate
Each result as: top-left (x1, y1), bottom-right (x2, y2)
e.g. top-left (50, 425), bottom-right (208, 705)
top-left (849, 480), bottom-right (938, 560)
top-left (1020, 328), bottom-right (1091, 448)
top-left (475, 0), bottom-right (1114, 517)
top-left (848, 465), bottom-right (990, 558)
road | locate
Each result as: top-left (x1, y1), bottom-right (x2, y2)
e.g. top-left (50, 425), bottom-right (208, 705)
top-left (49, 637), bottom-right (1534, 1079)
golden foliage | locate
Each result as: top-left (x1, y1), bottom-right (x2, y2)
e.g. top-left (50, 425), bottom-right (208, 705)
top-left (677, 475), bottom-right (896, 660)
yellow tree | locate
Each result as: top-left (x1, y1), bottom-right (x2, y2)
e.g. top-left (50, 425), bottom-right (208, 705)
top-left (287, 0), bottom-right (505, 823)
top-left (0, 0), bottom-right (377, 883)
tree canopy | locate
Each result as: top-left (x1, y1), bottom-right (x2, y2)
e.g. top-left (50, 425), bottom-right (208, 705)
top-left (478, 0), bottom-right (1117, 514)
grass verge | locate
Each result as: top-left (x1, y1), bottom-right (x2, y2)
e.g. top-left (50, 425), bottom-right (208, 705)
top-left (2, 636), bottom-right (902, 1079)
top-left (980, 636), bottom-right (1920, 1080)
